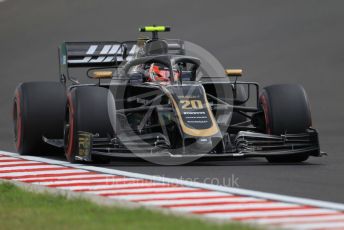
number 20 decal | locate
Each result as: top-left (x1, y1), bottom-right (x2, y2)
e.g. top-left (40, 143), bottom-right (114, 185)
top-left (180, 100), bottom-right (204, 109)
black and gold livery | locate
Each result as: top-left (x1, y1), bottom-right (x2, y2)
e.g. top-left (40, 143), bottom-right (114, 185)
top-left (13, 26), bottom-right (324, 164)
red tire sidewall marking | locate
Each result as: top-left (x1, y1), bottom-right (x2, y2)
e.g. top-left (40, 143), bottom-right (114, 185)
top-left (66, 93), bottom-right (75, 161)
top-left (14, 90), bottom-right (22, 150)
top-left (259, 94), bottom-right (272, 134)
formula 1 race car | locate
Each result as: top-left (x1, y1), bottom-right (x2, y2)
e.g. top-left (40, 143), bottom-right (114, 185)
top-left (13, 26), bottom-right (323, 164)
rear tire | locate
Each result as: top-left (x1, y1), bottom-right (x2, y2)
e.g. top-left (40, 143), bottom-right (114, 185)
top-left (259, 84), bottom-right (312, 163)
top-left (65, 86), bottom-right (114, 164)
top-left (13, 82), bottom-right (66, 155)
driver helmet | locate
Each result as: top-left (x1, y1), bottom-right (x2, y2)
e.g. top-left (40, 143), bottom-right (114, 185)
top-left (148, 63), bottom-right (181, 82)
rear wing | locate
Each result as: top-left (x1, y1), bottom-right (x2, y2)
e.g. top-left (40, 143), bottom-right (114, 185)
top-left (58, 39), bottom-right (184, 83)
top-left (58, 41), bottom-right (136, 82)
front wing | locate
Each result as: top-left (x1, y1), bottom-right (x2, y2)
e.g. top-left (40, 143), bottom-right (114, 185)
top-left (74, 128), bottom-right (323, 161)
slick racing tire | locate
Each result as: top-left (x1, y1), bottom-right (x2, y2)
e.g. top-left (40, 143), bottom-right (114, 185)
top-left (65, 86), bottom-right (114, 164)
top-left (259, 84), bottom-right (312, 163)
top-left (13, 82), bottom-right (66, 155)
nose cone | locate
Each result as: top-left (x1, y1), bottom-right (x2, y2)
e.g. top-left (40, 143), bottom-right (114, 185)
top-left (193, 137), bottom-right (213, 153)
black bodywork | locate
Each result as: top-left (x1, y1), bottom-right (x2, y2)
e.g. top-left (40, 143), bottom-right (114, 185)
top-left (54, 31), bottom-right (323, 162)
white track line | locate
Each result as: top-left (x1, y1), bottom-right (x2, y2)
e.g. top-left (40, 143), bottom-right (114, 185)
top-left (250, 214), bottom-right (344, 224)
top-left (204, 209), bottom-right (338, 219)
top-left (2, 151), bottom-right (343, 211)
top-left (169, 202), bottom-right (297, 212)
top-left (282, 221), bottom-right (344, 229)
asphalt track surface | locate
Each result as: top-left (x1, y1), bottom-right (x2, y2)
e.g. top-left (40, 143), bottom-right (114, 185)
top-left (0, 0), bottom-right (344, 203)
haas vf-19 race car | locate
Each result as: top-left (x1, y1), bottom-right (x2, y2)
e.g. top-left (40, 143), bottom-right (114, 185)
top-left (13, 26), bottom-right (324, 164)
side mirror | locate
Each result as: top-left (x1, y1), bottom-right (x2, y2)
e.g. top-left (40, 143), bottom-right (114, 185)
top-left (225, 69), bottom-right (243, 77)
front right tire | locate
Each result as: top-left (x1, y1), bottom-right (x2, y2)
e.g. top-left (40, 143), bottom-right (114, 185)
top-left (65, 86), bottom-right (114, 163)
